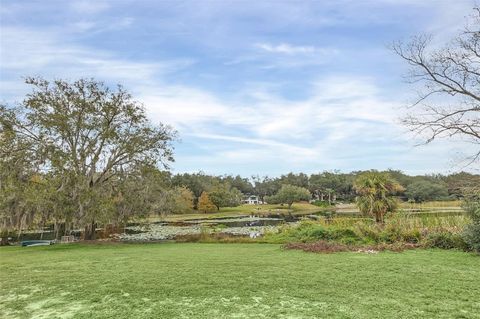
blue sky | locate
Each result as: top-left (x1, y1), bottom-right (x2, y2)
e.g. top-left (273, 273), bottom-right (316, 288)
top-left (0, 0), bottom-right (476, 176)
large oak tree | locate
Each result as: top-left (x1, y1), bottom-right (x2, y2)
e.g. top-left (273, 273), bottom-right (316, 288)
top-left (0, 77), bottom-right (176, 239)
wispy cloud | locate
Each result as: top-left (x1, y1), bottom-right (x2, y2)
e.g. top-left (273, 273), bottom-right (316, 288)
top-left (0, 26), bottom-right (194, 99)
top-left (69, 0), bottom-right (110, 14)
top-left (255, 42), bottom-right (335, 55)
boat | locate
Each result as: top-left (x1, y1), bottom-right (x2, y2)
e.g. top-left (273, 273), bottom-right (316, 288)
top-left (21, 240), bottom-right (54, 247)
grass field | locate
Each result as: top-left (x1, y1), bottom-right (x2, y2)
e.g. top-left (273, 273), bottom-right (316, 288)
top-left (1, 243), bottom-right (479, 318)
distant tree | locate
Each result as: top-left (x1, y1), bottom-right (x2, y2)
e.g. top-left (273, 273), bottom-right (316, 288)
top-left (252, 176), bottom-right (280, 203)
top-left (405, 180), bottom-right (449, 202)
top-left (267, 184), bottom-right (311, 210)
top-left (208, 183), bottom-right (242, 211)
top-left (198, 191), bottom-right (216, 213)
top-left (279, 173), bottom-right (309, 189)
top-left (442, 172), bottom-right (480, 198)
top-left (172, 186), bottom-right (194, 214)
top-left (172, 173), bottom-right (212, 198)
top-left (354, 172), bottom-right (404, 223)
top-left (221, 175), bottom-right (254, 194)
top-left (393, 8), bottom-right (480, 165)
top-left (384, 170), bottom-right (414, 189)
top-left (309, 171), bottom-right (354, 203)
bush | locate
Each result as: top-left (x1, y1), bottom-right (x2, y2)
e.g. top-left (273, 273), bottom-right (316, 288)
top-left (425, 232), bottom-right (467, 250)
top-left (330, 228), bottom-right (359, 240)
top-left (354, 224), bottom-right (380, 243)
top-left (463, 224), bottom-right (480, 252)
top-left (267, 221), bottom-right (363, 244)
top-left (462, 199), bottom-right (480, 252)
top-left (304, 226), bottom-right (330, 240)
top-left (266, 217), bottom-right (471, 251)
top-left (401, 229), bottom-right (422, 244)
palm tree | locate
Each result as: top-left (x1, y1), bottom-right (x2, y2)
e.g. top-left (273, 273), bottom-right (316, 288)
top-left (354, 172), bottom-right (404, 223)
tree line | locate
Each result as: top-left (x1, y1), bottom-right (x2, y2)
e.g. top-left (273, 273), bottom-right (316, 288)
top-left (169, 170), bottom-right (480, 205)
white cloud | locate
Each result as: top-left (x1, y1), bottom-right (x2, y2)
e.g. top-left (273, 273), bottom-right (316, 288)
top-left (0, 27), bottom-right (193, 99)
top-left (189, 133), bottom-right (318, 159)
top-left (69, 1), bottom-right (110, 14)
top-left (256, 43), bottom-right (327, 55)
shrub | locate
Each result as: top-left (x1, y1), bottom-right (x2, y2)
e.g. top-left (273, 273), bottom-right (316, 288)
top-left (329, 228), bottom-right (359, 240)
top-left (267, 216), bottom-right (471, 251)
top-left (267, 221), bottom-right (364, 244)
top-left (462, 199), bottom-right (480, 252)
top-left (463, 224), bottom-right (480, 252)
top-left (425, 232), bottom-right (467, 250)
top-left (354, 224), bottom-right (381, 243)
top-left (304, 226), bottom-right (330, 240)
top-left (401, 229), bottom-right (422, 244)
top-left (380, 224), bottom-right (403, 243)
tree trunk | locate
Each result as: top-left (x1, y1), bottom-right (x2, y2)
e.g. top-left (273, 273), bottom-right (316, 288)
top-left (39, 219), bottom-right (45, 240)
top-left (54, 220), bottom-right (59, 240)
top-left (83, 220), bottom-right (96, 240)
top-left (287, 203), bottom-right (294, 217)
top-left (17, 214), bottom-right (25, 241)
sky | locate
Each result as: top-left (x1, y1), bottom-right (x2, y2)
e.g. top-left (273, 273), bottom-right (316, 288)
top-left (0, 0), bottom-right (477, 176)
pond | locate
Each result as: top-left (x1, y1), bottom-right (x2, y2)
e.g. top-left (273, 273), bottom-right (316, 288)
top-left (114, 215), bottom-right (300, 241)
top-left (3, 211), bottom-right (330, 243)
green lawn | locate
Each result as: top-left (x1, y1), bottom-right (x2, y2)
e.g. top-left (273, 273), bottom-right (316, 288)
top-left (1, 244), bottom-right (479, 319)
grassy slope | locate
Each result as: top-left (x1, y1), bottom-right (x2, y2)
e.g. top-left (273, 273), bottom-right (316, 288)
top-left (1, 244), bottom-right (479, 319)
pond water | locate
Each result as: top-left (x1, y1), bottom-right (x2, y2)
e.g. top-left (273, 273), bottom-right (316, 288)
top-left (115, 215), bottom-right (300, 241)
top-left (4, 214), bottom-right (309, 243)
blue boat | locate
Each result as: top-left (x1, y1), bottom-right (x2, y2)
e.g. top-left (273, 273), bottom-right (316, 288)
top-left (21, 240), bottom-right (54, 247)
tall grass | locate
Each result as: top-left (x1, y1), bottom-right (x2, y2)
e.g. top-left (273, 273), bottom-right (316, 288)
top-left (400, 200), bottom-right (462, 209)
top-left (263, 213), bottom-right (471, 248)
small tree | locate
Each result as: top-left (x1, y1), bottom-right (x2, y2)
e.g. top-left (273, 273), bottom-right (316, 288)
top-left (197, 191), bottom-right (216, 214)
top-left (208, 183), bottom-right (242, 211)
top-left (354, 172), bottom-right (404, 223)
top-left (267, 184), bottom-right (311, 210)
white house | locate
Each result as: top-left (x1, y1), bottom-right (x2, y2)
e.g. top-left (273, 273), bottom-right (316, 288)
top-left (243, 195), bottom-right (263, 205)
